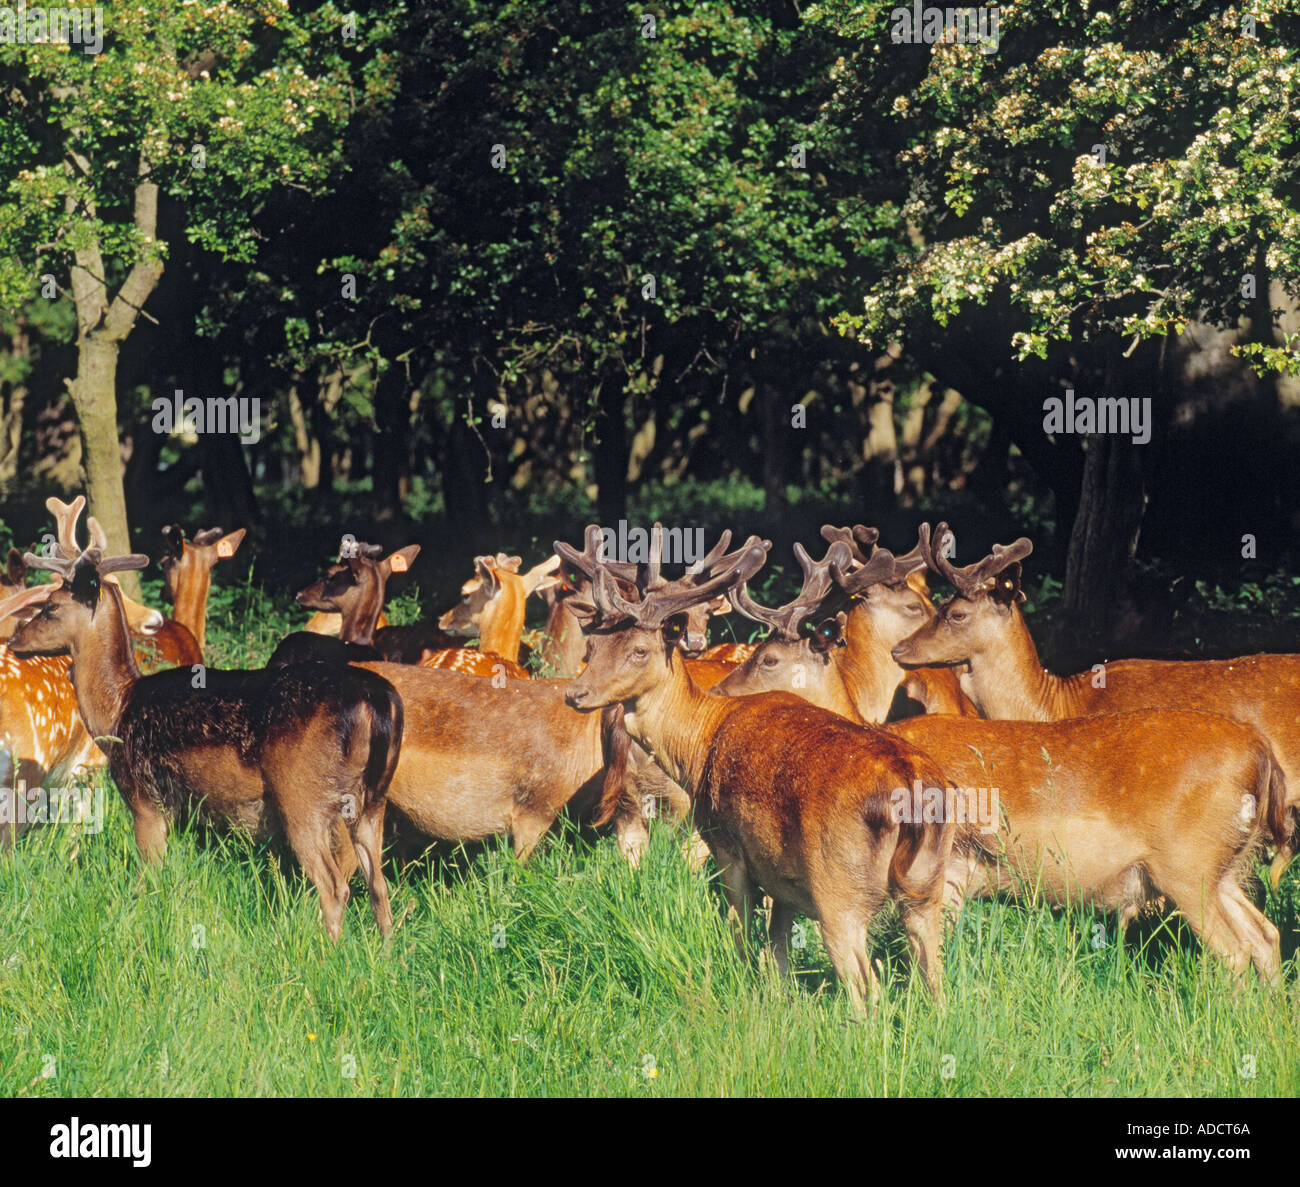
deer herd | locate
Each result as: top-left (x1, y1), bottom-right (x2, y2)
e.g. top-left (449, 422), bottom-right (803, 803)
top-left (1, 496), bottom-right (1296, 1010)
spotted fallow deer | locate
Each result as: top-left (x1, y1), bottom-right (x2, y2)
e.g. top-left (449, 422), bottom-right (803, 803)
top-left (556, 524), bottom-right (956, 1012)
top-left (10, 547), bottom-right (403, 939)
top-left (891, 523), bottom-right (1300, 889)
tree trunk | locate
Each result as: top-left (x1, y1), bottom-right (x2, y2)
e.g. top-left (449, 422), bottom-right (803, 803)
top-left (1062, 432), bottom-right (1146, 648)
top-left (760, 381), bottom-right (787, 515)
top-left (68, 337), bottom-right (141, 597)
top-left (593, 363), bottom-right (628, 526)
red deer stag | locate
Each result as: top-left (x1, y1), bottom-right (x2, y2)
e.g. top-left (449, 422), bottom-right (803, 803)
top-left (11, 548), bottom-right (403, 939)
top-left (891, 523), bottom-right (1300, 887)
top-left (556, 524), bottom-right (956, 1011)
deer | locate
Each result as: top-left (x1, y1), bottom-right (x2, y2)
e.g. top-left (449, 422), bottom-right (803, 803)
top-left (555, 524), bottom-right (957, 1012)
top-left (718, 540), bottom-right (1289, 978)
top-left (715, 526), bottom-right (976, 722)
top-left (10, 546), bottom-right (403, 940)
top-left (0, 498), bottom-right (141, 792)
top-left (424, 551), bottom-right (557, 676)
top-left (269, 542), bottom-right (430, 667)
top-left (156, 524), bottom-right (247, 658)
top-left (891, 523), bottom-right (1300, 889)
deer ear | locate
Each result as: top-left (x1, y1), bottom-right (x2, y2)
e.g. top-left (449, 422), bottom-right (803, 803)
top-left (473, 555), bottom-right (499, 595)
top-left (661, 614), bottom-right (686, 644)
top-left (991, 564), bottom-right (1025, 606)
top-left (705, 593), bottom-right (732, 617)
top-left (381, 544), bottom-right (420, 579)
top-left (810, 612), bottom-right (847, 654)
top-left (215, 528), bottom-right (246, 560)
top-left (905, 569), bottom-right (931, 597)
top-left (522, 554), bottom-right (561, 596)
top-left (5, 548), bottom-right (25, 586)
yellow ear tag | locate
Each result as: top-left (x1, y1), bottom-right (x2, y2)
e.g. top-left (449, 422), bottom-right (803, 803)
top-left (217, 539), bottom-right (233, 558)
top-left (390, 554), bottom-right (408, 572)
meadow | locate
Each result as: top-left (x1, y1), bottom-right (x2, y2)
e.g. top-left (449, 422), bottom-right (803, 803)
top-left (1, 567), bottom-right (1297, 1098)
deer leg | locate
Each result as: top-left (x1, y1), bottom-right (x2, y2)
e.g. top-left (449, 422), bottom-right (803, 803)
top-left (769, 900), bottom-right (796, 977)
top-left (349, 803), bottom-right (393, 938)
top-left (1162, 879), bottom-right (1252, 981)
top-left (614, 806), bottom-right (650, 868)
top-left (714, 847), bottom-right (759, 965)
top-left (283, 813), bottom-right (349, 941)
top-left (899, 893), bottom-right (946, 1003)
top-left (130, 798), bottom-right (169, 863)
top-left (1218, 880), bottom-right (1281, 983)
top-left (510, 808), bottom-right (556, 863)
top-left (683, 829), bottom-right (711, 873)
top-left (331, 817), bottom-right (359, 882)
top-left (818, 911), bottom-right (881, 1015)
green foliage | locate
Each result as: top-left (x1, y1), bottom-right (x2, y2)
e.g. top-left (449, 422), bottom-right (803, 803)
top-left (812, 1), bottom-right (1300, 373)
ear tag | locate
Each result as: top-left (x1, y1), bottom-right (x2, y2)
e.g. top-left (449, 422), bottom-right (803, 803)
top-left (390, 554), bottom-right (408, 572)
top-left (217, 539), bottom-right (233, 558)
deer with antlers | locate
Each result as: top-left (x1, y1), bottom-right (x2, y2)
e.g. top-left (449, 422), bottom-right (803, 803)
top-left (714, 527), bottom-right (975, 722)
top-left (556, 524), bottom-right (956, 1011)
top-left (719, 533), bottom-right (1289, 979)
top-left (10, 546), bottom-right (403, 939)
top-left (891, 523), bottom-right (1300, 888)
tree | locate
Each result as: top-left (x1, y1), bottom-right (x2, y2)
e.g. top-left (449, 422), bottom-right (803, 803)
top-left (813, 0), bottom-right (1300, 638)
top-left (0, 0), bottom-right (352, 582)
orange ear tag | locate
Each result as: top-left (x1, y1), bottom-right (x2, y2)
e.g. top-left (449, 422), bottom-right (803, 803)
top-left (390, 554), bottom-right (408, 572)
top-left (217, 540), bottom-right (233, 558)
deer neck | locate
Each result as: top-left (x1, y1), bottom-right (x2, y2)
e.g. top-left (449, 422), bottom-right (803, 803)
top-left (623, 654), bottom-right (732, 796)
top-left (839, 603), bottom-right (907, 723)
top-left (339, 574), bottom-right (385, 646)
top-left (962, 609), bottom-right (1075, 721)
top-left (68, 586), bottom-right (140, 741)
top-left (172, 562), bottom-right (212, 653)
top-left (479, 577), bottom-right (525, 660)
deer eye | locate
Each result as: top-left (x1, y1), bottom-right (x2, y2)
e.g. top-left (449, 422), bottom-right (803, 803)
top-left (762, 654), bottom-right (778, 667)
top-left (632, 644), bottom-right (648, 660)
top-left (905, 603), bottom-right (924, 615)
top-left (949, 610), bottom-right (967, 623)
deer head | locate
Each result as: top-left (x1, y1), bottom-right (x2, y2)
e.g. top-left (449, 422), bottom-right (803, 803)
top-left (890, 522), bottom-right (1034, 668)
top-left (556, 523), bottom-right (768, 710)
top-left (296, 541), bottom-right (421, 647)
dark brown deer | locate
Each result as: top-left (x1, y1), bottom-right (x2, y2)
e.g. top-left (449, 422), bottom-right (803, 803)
top-left (11, 548), bottom-right (402, 939)
top-left (556, 524), bottom-right (956, 1011)
top-left (270, 542), bottom-right (427, 667)
top-left (891, 523), bottom-right (1300, 887)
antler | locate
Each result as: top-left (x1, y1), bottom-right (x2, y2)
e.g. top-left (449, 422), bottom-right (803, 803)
top-left (555, 525), bottom-right (768, 629)
top-left (919, 522), bottom-right (1034, 597)
top-left (819, 524), bottom-right (880, 568)
top-left (45, 495), bottom-right (87, 559)
top-left (730, 539), bottom-right (853, 641)
top-left (25, 546), bottom-right (150, 580)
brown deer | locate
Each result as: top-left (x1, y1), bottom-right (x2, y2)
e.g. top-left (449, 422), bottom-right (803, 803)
top-left (556, 524), bottom-right (956, 1011)
top-left (887, 712), bottom-right (1286, 979)
top-left (11, 547), bottom-right (403, 939)
top-left (891, 523), bottom-right (1300, 887)
top-left (719, 534), bottom-right (1289, 979)
top-left (270, 542), bottom-right (430, 667)
top-left (425, 552), bottom-right (557, 676)
top-left (156, 524), bottom-right (247, 657)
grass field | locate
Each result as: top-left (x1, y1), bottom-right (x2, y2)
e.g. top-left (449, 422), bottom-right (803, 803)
top-left (2, 571), bottom-right (1298, 1098)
